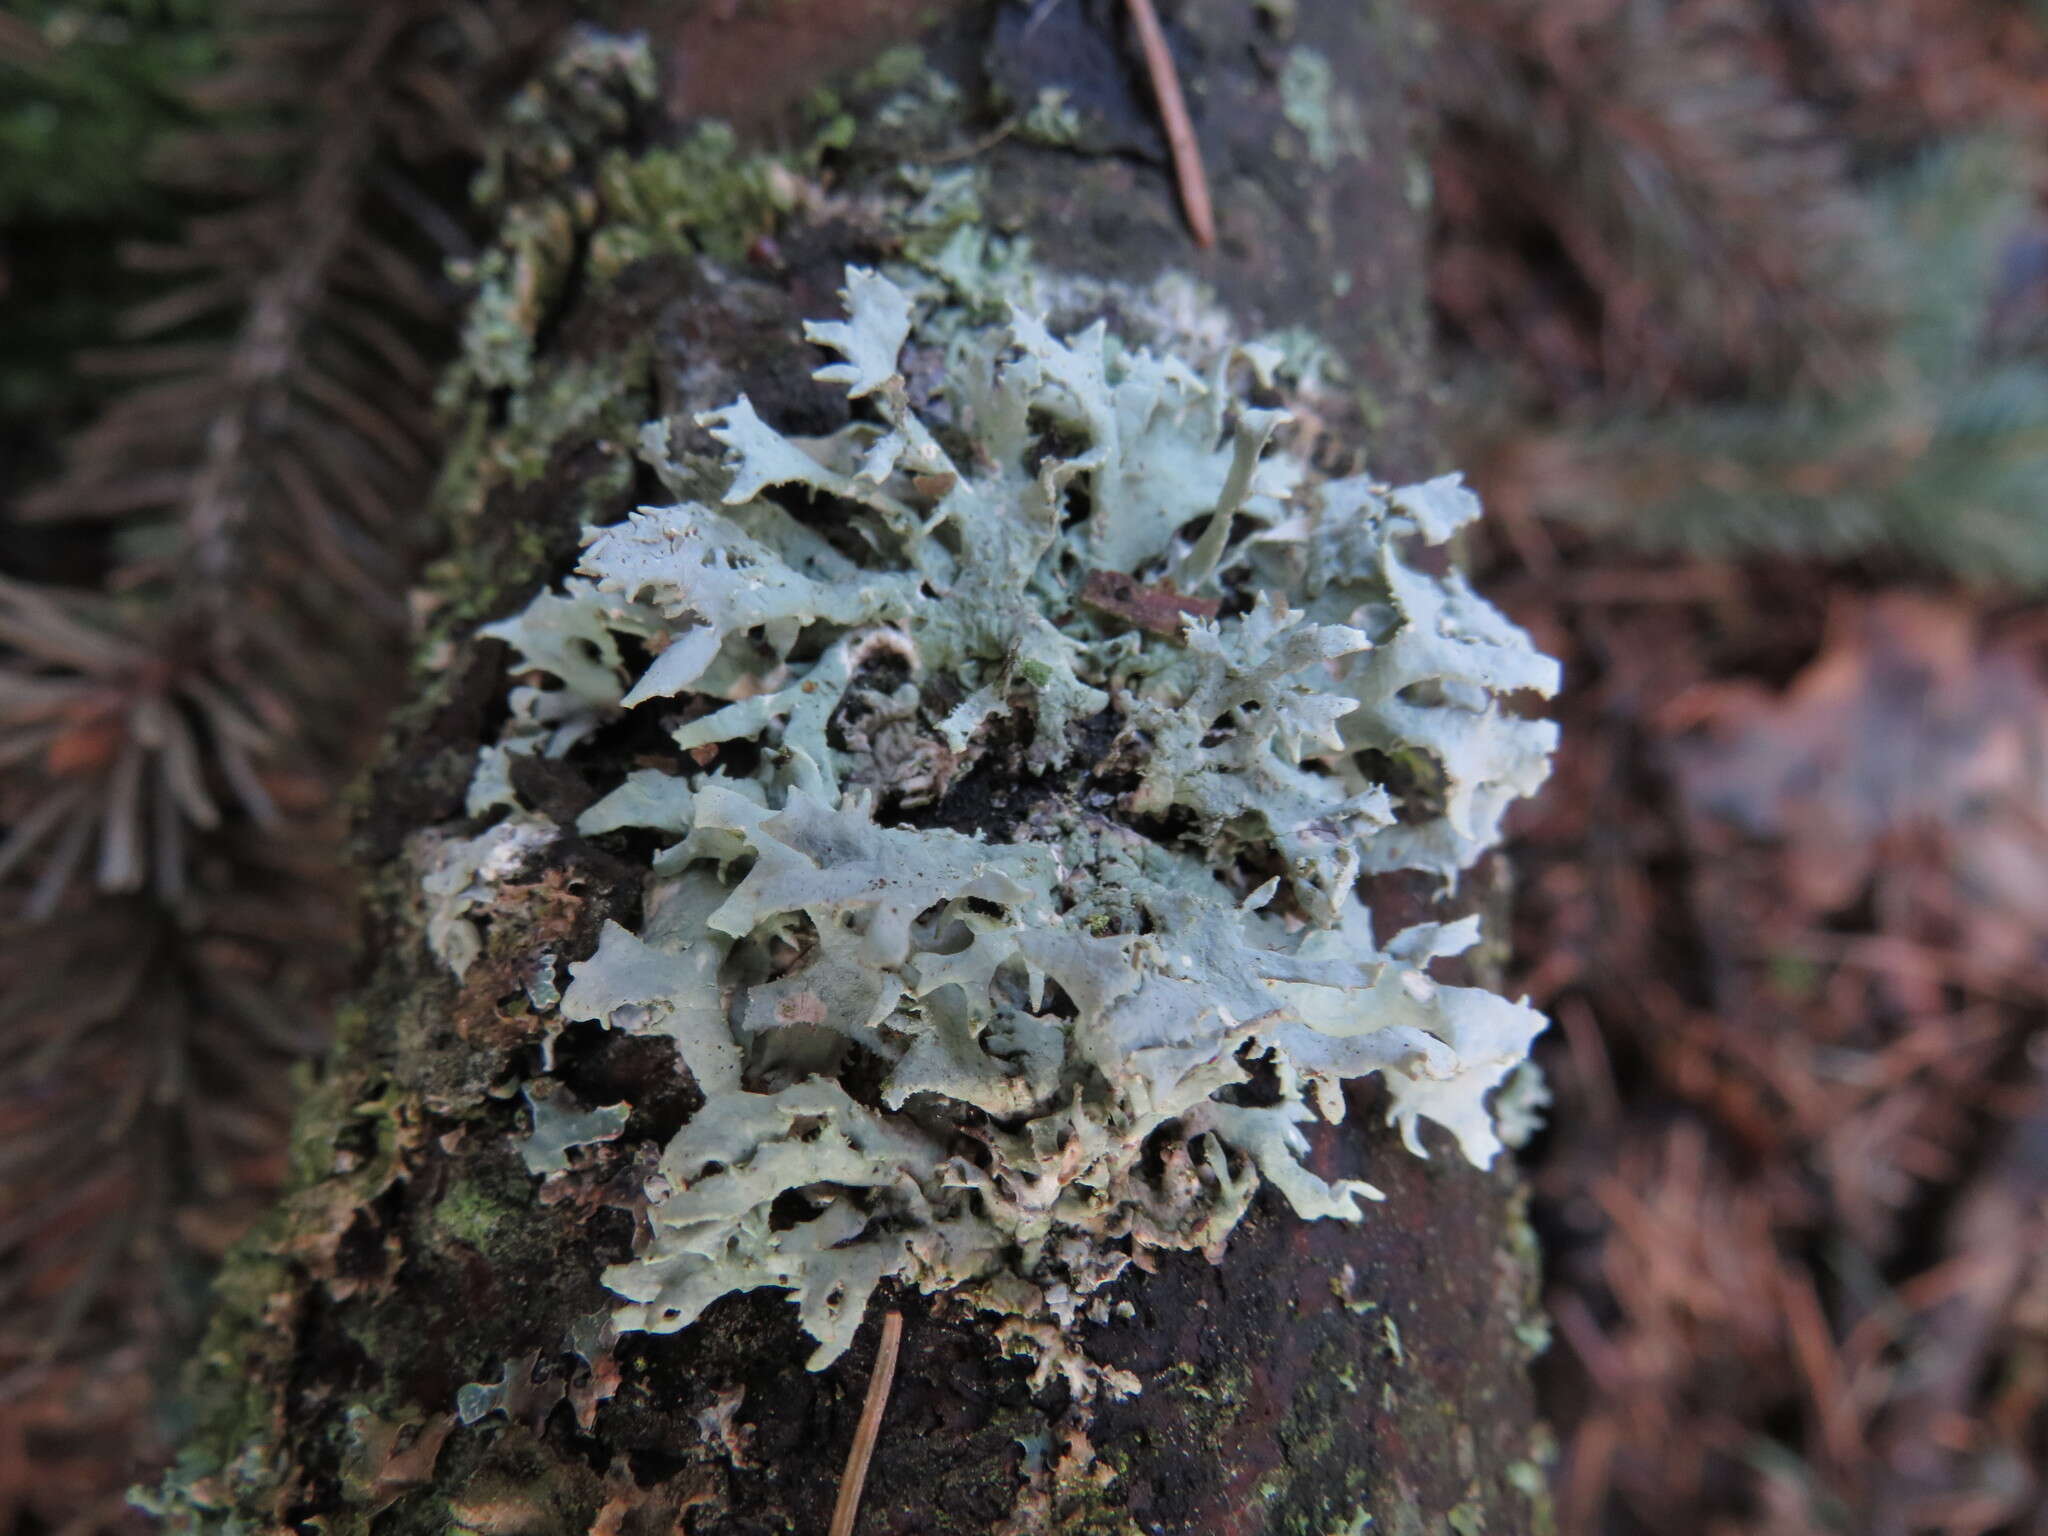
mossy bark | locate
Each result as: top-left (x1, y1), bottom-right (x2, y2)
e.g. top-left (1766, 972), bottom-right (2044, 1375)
top-left (159, 4), bottom-right (1550, 1533)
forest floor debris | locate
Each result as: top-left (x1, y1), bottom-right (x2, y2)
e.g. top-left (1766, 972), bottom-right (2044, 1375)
top-left (1496, 545), bottom-right (2048, 1535)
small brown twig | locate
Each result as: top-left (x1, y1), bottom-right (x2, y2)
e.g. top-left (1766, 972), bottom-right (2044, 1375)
top-left (1124, 0), bottom-right (1215, 248)
top-left (828, 1311), bottom-right (904, 1536)
top-left (918, 114), bottom-right (1024, 165)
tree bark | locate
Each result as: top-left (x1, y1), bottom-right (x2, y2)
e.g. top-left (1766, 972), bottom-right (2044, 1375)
top-left (156, 4), bottom-right (1551, 1533)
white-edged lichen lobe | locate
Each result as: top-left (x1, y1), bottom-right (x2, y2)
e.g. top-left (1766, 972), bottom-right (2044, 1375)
top-left (467, 265), bottom-right (1560, 1389)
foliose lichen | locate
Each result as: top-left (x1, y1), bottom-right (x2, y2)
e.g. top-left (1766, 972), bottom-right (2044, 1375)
top-left (467, 264), bottom-right (1559, 1386)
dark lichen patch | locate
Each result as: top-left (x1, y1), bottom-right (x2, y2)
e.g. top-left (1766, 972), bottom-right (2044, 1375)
top-left (505, 749), bottom-right (605, 827)
top-left (915, 703), bottom-right (1128, 843)
top-left (548, 1023), bottom-right (703, 1144)
top-left (668, 1290), bottom-right (1054, 1536)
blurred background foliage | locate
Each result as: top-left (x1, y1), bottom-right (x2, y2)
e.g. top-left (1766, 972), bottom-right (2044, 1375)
top-left (1488, 138), bottom-right (2048, 582)
top-left (0, 1), bottom-right (220, 220)
top-left (1432, 2), bottom-right (2048, 1532)
top-left (0, 2), bottom-right (221, 480)
top-left (6, 1), bottom-right (2048, 1533)
top-left (0, 3), bottom-right (553, 1528)
top-left (1433, 0), bottom-right (2048, 585)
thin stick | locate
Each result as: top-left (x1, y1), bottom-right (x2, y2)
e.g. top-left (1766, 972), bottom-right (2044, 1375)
top-left (918, 114), bottom-right (1023, 165)
top-left (1125, 0), bottom-right (1216, 248)
top-left (828, 1310), bottom-right (904, 1536)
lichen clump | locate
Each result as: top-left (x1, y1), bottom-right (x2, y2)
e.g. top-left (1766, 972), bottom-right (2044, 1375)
top-left (474, 268), bottom-right (1559, 1381)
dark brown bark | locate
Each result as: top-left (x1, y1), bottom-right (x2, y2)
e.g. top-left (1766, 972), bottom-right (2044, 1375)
top-left (160, 5), bottom-right (1550, 1533)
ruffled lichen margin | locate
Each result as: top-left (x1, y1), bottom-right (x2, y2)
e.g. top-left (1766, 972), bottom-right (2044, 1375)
top-left (453, 262), bottom-right (1559, 1391)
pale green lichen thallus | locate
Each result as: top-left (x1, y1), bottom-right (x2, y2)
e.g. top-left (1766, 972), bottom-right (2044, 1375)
top-left (459, 266), bottom-right (1560, 1394)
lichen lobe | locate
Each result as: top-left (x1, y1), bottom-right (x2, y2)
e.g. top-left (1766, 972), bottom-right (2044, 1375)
top-left (474, 266), bottom-right (1559, 1388)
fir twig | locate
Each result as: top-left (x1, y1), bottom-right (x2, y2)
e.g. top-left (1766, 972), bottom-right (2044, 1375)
top-left (6, 0), bottom-right (518, 916)
top-left (0, 0), bottom-right (553, 1519)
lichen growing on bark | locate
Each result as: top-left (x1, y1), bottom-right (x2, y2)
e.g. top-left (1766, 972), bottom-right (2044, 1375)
top-left (468, 265), bottom-right (1558, 1389)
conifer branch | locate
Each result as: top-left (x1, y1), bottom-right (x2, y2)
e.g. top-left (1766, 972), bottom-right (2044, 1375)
top-left (0, 0), bottom-right (554, 1504)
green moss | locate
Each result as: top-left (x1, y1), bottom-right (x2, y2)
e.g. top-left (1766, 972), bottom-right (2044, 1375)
top-left (445, 33), bottom-right (662, 401)
top-left (1499, 1185), bottom-right (1551, 1363)
top-left (429, 320), bottom-right (647, 637)
top-left (282, 1061), bottom-right (386, 1189)
top-left (432, 1177), bottom-right (525, 1253)
top-left (138, 1236), bottom-right (295, 1527)
top-left (588, 122), bottom-right (787, 275)
top-left (850, 43), bottom-right (930, 97)
top-left (506, 357), bottom-right (647, 491)
top-left (1239, 1337), bottom-right (1394, 1534)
